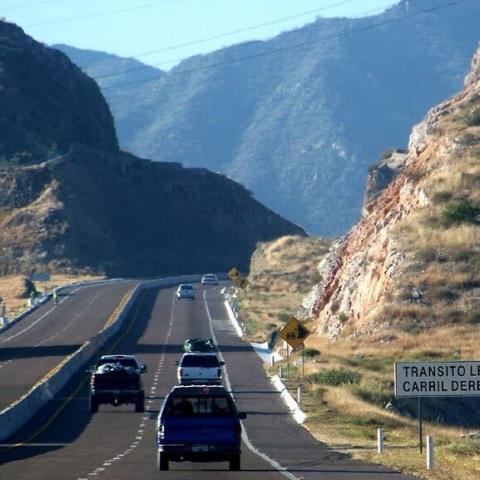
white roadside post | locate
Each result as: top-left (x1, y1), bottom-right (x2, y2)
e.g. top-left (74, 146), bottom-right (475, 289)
top-left (426, 436), bottom-right (434, 470)
top-left (377, 428), bottom-right (384, 454)
top-left (279, 366), bottom-right (283, 379)
top-left (297, 386), bottom-right (301, 405)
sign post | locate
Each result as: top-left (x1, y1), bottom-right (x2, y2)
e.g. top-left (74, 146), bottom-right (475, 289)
top-left (279, 317), bottom-right (310, 378)
top-left (395, 360), bottom-right (480, 454)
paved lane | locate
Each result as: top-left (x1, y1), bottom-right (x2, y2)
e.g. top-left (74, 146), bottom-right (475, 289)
top-left (0, 280), bottom-right (137, 410)
top-left (0, 283), bottom-right (414, 480)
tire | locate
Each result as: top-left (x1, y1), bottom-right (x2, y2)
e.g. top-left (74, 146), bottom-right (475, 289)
top-left (157, 451), bottom-right (169, 471)
top-left (89, 395), bottom-right (98, 413)
top-left (229, 454), bottom-right (240, 471)
top-left (135, 393), bottom-right (145, 413)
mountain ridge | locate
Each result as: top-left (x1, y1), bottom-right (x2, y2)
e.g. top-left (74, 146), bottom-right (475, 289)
top-left (56, 0), bottom-right (480, 234)
top-left (0, 20), bottom-right (304, 276)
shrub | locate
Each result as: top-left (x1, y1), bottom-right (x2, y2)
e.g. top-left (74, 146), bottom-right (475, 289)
top-left (465, 109), bottom-right (480, 126)
top-left (432, 190), bottom-right (453, 203)
top-left (308, 368), bottom-right (360, 386)
top-left (466, 311), bottom-right (480, 325)
top-left (428, 286), bottom-right (459, 303)
top-left (441, 200), bottom-right (480, 226)
top-left (449, 440), bottom-right (480, 456)
top-left (304, 348), bottom-right (320, 358)
top-left (277, 311), bottom-right (290, 323)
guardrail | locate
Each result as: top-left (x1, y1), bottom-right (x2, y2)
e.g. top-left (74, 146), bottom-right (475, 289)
top-left (0, 275), bottom-right (201, 443)
top-left (0, 278), bottom-right (126, 335)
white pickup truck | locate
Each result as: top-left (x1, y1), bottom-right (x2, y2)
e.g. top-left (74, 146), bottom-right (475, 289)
top-left (177, 353), bottom-right (224, 385)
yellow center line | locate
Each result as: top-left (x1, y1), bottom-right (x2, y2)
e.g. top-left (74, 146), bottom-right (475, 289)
top-left (0, 290), bottom-right (147, 454)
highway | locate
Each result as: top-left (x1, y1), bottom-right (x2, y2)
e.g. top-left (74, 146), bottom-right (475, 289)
top-left (0, 283), bottom-right (414, 479)
top-left (0, 281), bottom-right (138, 411)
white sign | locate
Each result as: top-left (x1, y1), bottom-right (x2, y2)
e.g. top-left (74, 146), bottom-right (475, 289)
top-left (395, 361), bottom-right (480, 397)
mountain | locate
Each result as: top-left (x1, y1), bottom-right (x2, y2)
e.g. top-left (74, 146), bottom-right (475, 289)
top-left (55, 0), bottom-right (480, 235)
top-left (301, 41), bottom-right (480, 339)
top-left (0, 20), bottom-right (304, 277)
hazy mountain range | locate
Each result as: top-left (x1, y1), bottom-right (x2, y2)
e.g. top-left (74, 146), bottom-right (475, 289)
top-left (56, 0), bottom-right (480, 235)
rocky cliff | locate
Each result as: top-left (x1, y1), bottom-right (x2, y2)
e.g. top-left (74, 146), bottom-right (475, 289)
top-left (0, 21), bottom-right (304, 277)
top-left (56, 0), bottom-right (480, 235)
top-left (302, 41), bottom-right (480, 339)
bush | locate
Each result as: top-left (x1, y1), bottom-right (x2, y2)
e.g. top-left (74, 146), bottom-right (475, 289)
top-left (277, 311), bottom-right (290, 323)
top-left (432, 190), bottom-right (453, 203)
top-left (308, 368), bottom-right (360, 386)
top-left (304, 348), bottom-right (320, 358)
top-left (441, 200), bottom-right (480, 226)
top-left (466, 311), bottom-right (480, 325)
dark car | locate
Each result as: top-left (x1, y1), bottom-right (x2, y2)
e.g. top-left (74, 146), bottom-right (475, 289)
top-left (89, 354), bottom-right (147, 413)
top-left (156, 385), bottom-right (246, 471)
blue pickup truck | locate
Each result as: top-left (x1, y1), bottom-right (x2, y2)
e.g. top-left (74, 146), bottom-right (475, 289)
top-left (156, 385), bottom-right (246, 471)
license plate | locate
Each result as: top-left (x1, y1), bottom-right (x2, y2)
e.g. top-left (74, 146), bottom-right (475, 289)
top-left (192, 445), bottom-right (209, 452)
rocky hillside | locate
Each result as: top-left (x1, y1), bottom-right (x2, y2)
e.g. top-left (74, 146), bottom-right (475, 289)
top-left (56, 0), bottom-right (480, 235)
top-left (0, 22), bottom-right (117, 161)
top-left (301, 41), bottom-right (480, 340)
top-left (0, 21), bottom-right (303, 277)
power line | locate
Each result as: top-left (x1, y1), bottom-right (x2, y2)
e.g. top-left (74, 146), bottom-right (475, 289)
top-left (81, 0), bottom-right (361, 71)
top-left (102, 0), bottom-right (472, 92)
top-left (26, 0), bottom-right (190, 28)
top-left (87, 0), bottom-right (396, 80)
top-left (2, 0), bottom-right (71, 13)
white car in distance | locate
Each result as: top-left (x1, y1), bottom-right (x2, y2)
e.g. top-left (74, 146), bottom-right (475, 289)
top-left (176, 284), bottom-right (195, 300)
top-left (201, 274), bottom-right (218, 286)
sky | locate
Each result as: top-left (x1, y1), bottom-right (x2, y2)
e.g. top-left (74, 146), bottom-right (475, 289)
top-left (2, 0), bottom-right (398, 70)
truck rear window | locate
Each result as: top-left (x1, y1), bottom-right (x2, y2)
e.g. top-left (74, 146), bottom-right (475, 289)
top-left (181, 356), bottom-right (220, 368)
top-left (166, 396), bottom-right (234, 416)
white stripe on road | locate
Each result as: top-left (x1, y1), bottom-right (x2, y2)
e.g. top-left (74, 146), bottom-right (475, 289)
top-left (203, 289), bottom-right (300, 480)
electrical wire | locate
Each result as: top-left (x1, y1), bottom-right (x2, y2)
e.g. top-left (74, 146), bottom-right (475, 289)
top-left (2, 0), bottom-right (72, 14)
top-left (101, 0), bottom-right (473, 91)
top-left (80, 0), bottom-right (361, 70)
top-left (86, 0), bottom-right (397, 80)
top-left (26, 0), bottom-right (190, 28)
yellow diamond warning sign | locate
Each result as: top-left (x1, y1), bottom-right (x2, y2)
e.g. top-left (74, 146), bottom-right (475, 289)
top-left (279, 317), bottom-right (310, 349)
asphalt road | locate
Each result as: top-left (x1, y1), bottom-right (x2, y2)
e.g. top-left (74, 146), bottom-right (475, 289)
top-left (0, 280), bottom-right (137, 411)
top-left (0, 284), bottom-right (414, 479)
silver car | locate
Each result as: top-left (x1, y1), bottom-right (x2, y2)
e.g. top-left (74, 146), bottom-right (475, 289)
top-left (176, 284), bottom-right (195, 299)
top-left (201, 274), bottom-right (218, 286)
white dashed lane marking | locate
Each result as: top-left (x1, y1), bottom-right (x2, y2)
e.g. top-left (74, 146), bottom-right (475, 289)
top-left (82, 292), bottom-right (177, 478)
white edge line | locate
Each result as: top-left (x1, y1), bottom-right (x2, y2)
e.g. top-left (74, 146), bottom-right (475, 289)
top-left (204, 290), bottom-right (299, 480)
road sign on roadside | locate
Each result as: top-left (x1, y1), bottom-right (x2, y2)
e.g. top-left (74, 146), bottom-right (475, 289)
top-left (228, 268), bottom-right (240, 280)
top-left (279, 317), bottom-right (310, 349)
top-left (395, 360), bottom-right (480, 398)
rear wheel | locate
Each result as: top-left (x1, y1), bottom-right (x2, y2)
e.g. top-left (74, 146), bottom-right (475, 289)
top-left (89, 395), bottom-right (98, 413)
top-left (135, 393), bottom-right (145, 413)
top-left (157, 451), bottom-right (169, 471)
top-left (229, 454), bottom-right (240, 471)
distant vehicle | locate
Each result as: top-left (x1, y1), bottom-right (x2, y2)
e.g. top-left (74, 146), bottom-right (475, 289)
top-left (177, 353), bottom-right (224, 385)
top-left (176, 284), bottom-right (195, 299)
top-left (89, 354), bottom-right (147, 413)
top-left (183, 338), bottom-right (215, 353)
top-left (201, 273), bottom-right (218, 285)
top-left (156, 385), bottom-right (246, 471)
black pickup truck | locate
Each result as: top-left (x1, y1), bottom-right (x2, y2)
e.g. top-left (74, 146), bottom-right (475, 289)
top-left (89, 355), bottom-right (147, 413)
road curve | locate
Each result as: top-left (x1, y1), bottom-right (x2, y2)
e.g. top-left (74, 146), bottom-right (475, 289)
top-left (0, 280), bottom-right (138, 411)
top-left (0, 283), bottom-right (414, 479)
